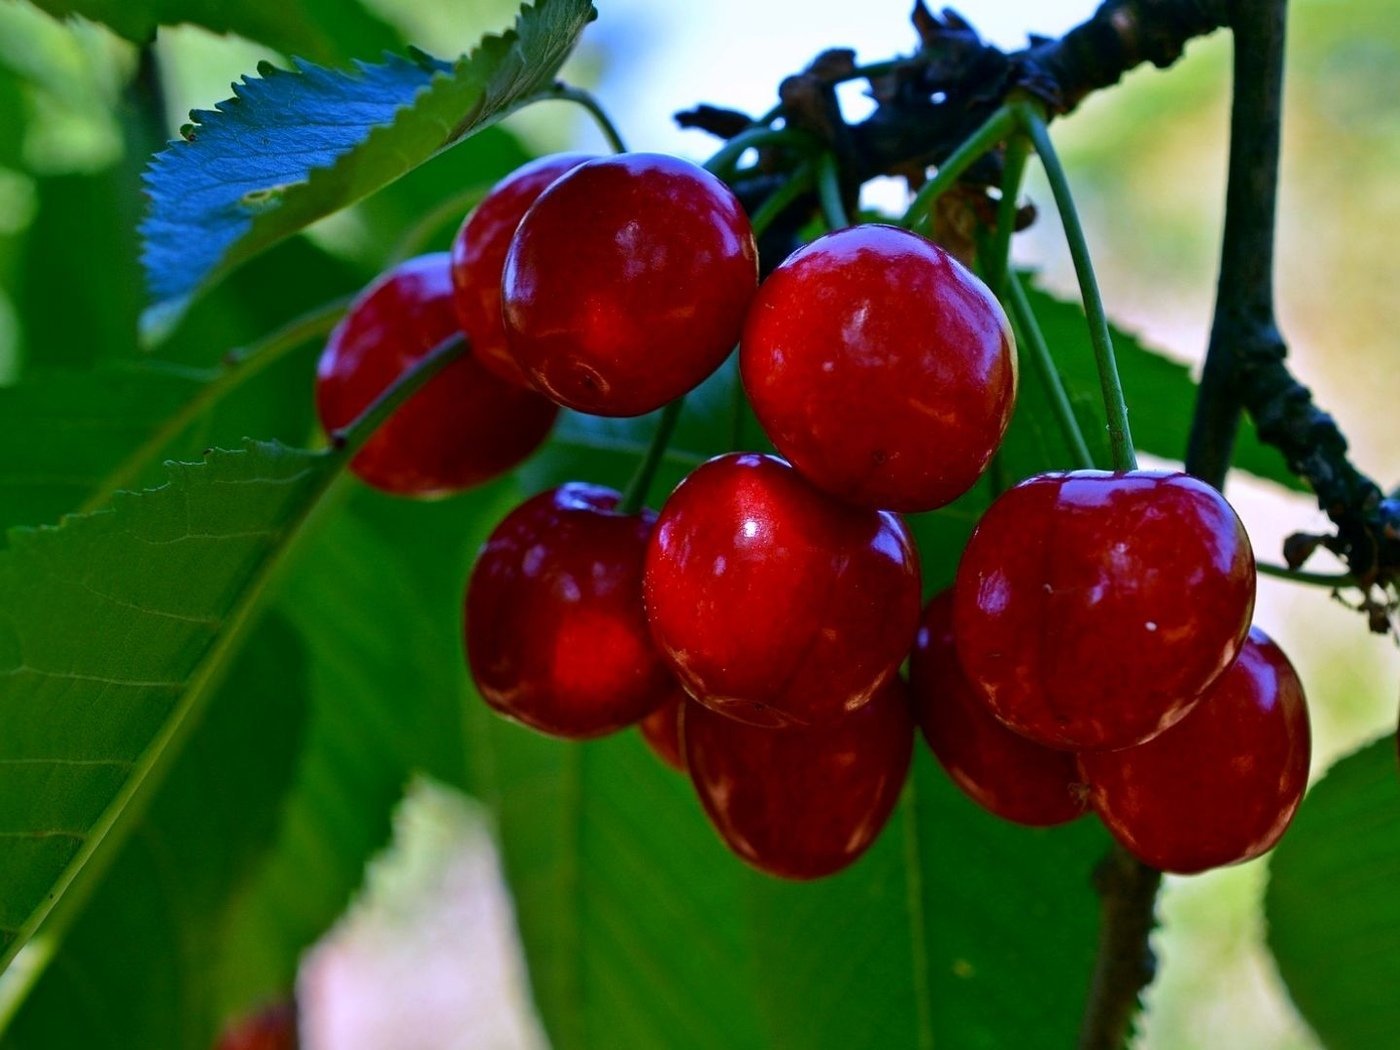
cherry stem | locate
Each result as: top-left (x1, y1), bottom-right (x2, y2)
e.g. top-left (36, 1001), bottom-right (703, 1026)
top-left (330, 331), bottom-right (468, 454)
top-left (1257, 561), bottom-right (1357, 589)
top-left (900, 104), bottom-right (1016, 234)
top-left (545, 82), bottom-right (629, 153)
top-left (1005, 271), bottom-right (1097, 471)
top-left (985, 132), bottom-right (1029, 295)
top-left (1014, 101), bottom-right (1136, 473)
top-left (619, 399), bottom-right (684, 515)
top-left (705, 125), bottom-right (818, 179)
top-left (747, 160), bottom-right (817, 235)
top-left (817, 152), bottom-right (850, 229)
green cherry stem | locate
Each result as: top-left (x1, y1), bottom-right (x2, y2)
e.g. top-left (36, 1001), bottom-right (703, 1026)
top-left (817, 152), bottom-right (851, 230)
top-left (619, 399), bottom-right (684, 514)
top-left (1015, 100), bottom-right (1136, 472)
top-left (705, 125), bottom-right (818, 179)
top-left (901, 104), bottom-right (1016, 234)
top-left (1256, 561), bottom-right (1358, 589)
top-left (330, 330), bottom-right (468, 455)
top-left (1005, 270), bottom-right (1097, 470)
top-left (747, 160), bottom-right (817, 236)
top-left (985, 132), bottom-right (1029, 295)
top-left (545, 82), bottom-right (629, 153)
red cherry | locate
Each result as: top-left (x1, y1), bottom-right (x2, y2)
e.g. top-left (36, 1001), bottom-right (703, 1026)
top-left (465, 483), bottom-right (673, 739)
top-left (683, 678), bottom-right (914, 879)
top-left (644, 453), bottom-right (922, 727)
top-left (638, 691), bottom-right (687, 772)
top-left (1078, 627), bottom-right (1311, 874)
top-left (954, 470), bottom-right (1255, 751)
top-left (740, 224), bottom-right (1016, 512)
top-left (450, 153), bottom-right (594, 387)
top-left (215, 1001), bottom-right (298, 1050)
top-left (910, 591), bottom-right (1085, 826)
top-left (502, 152), bottom-right (759, 416)
top-left (315, 253), bottom-right (558, 496)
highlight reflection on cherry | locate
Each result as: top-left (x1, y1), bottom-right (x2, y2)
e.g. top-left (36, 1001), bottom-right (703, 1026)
top-left (644, 453), bottom-right (922, 728)
top-left (954, 470), bottom-right (1256, 751)
top-left (465, 483), bottom-right (672, 738)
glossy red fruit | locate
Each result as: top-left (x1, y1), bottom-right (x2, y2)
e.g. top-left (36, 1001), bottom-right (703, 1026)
top-left (910, 591), bottom-right (1085, 826)
top-left (954, 470), bottom-right (1255, 751)
top-left (1078, 627), bottom-right (1310, 874)
top-left (740, 224), bottom-right (1016, 512)
top-left (644, 453), bottom-right (922, 728)
top-left (215, 1001), bottom-right (298, 1050)
top-left (502, 152), bottom-right (759, 416)
top-left (466, 483), bottom-right (673, 738)
top-left (315, 253), bottom-right (558, 496)
top-left (684, 677), bottom-right (914, 879)
top-left (450, 153), bottom-right (594, 387)
top-left (639, 691), bottom-right (686, 772)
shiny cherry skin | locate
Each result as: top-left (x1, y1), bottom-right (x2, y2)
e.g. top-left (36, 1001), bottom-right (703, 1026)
top-left (740, 224), bottom-right (1016, 512)
top-left (465, 483), bottom-right (673, 739)
top-left (644, 453), bottom-right (922, 728)
top-left (684, 677), bottom-right (914, 880)
top-left (315, 253), bottom-right (558, 496)
top-left (638, 690), bottom-right (687, 772)
top-left (450, 153), bottom-right (593, 387)
top-left (910, 591), bottom-right (1085, 826)
top-left (954, 470), bottom-right (1255, 751)
top-left (502, 152), bottom-right (759, 416)
top-left (1078, 627), bottom-right (1310, 874)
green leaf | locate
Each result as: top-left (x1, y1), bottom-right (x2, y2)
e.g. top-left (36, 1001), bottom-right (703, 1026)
top-left (28, 0), bottom-right (400, 66)
top-left (1266, 737), bottom-right (1400, 1049)
top-left (0, 440), bottom-right (340, 973)
top-left (0, 614), bottom-right (311, 1049)
top-left (0, 364), bottom-right (211, 532)
top-left (481, 718), bottom-right (767, 1050)
top-left (215, 503), bottom-right (472, 1012)
top-left (482, 704), bottom-right (1107, 1049)
top-left (140, 0), bottom-right (596, 336)
top-left (1018, 279), bottom-right (1303, 492)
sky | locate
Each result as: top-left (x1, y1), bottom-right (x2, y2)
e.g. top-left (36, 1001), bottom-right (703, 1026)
top-left (583, 0), bottom-right (1100, 160)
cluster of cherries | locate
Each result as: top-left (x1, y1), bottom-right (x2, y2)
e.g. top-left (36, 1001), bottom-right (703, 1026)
top-left (314, 150), bottom-right (1312, 880)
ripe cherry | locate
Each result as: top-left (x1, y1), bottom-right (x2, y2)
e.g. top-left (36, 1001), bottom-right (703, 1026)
top-left (683, 677), bottom-right (914, 880)
top-left (639, 691), bottom-right (686, 772)
top-left (1078, 627), bottom-right (1311, 874)
top-left (315, 253), bottom-right (557, 496)
top-left (450, 153), bottom-right (594, 387)
top-left (954, 470), bottom-right (1255, 751)
top-left (214, 1001), bottom-right (298, 1050)
top-left (910, 591), bottom-right (1085, 826)
top-left (465, 483), bottom-right (673, 738)
top-left (740, 224), bottom-right (1016, 512)
top-left (502, 152), bottom-right (759, 416)
top-left (644, 453), bottom-right (922, 728)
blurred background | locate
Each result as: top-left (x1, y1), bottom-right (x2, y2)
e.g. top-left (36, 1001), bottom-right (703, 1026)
top-left (0, 0), bottom-right (1395, 1046)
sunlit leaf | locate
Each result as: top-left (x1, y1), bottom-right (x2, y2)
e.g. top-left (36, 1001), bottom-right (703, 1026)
top-left (140, 0), bottom-right (595, 336)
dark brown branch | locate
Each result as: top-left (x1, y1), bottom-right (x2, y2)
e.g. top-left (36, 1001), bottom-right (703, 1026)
top-left (1186, 0), bottom-right (1398, 611)
top-left (1077, 847), bottom-right (1162, 1050)
top-left (1186, 0), bottom-right (1287, 490)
